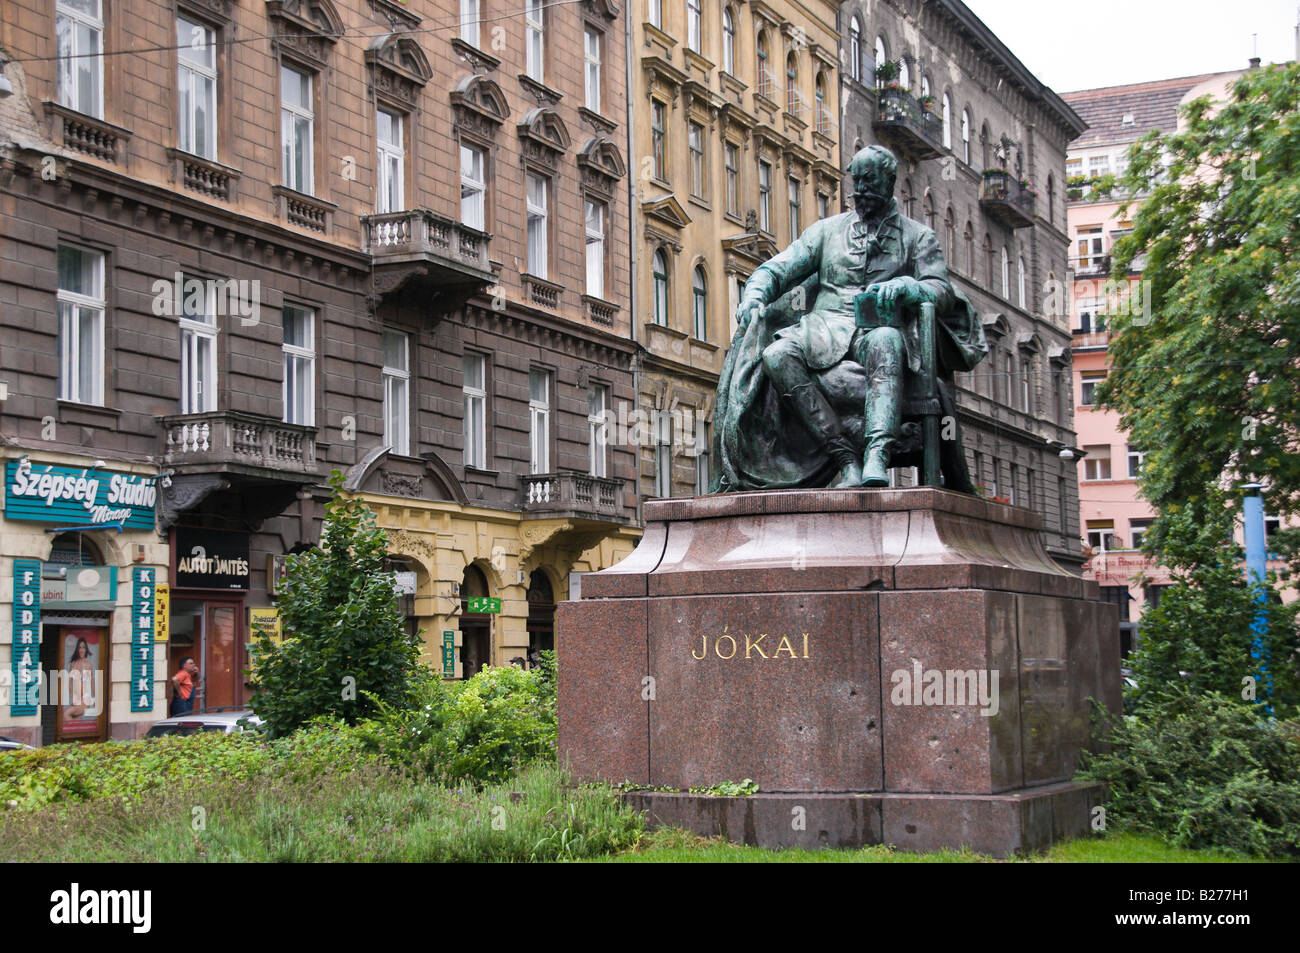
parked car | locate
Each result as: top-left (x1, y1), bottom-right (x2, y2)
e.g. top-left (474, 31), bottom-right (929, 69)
top-left (0, 735), bottom-right (34, 751)
top-left (144, 708), bottom-right (263, 738)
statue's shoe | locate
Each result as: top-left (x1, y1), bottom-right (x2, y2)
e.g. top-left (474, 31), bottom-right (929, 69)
top-left (830, 460), bottom-right (863, 488)
top-left (861, 448), bottom-right (890, 486)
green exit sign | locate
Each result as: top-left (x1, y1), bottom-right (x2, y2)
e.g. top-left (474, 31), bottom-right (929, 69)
top-left (467, 596), bottom-right (501, 614)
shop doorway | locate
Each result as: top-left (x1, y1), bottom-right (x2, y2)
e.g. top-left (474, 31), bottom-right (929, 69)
top-left (169, 599), bottom-right (244, 712)
top-left (526, 570), bottom-right (555, 665)
top-left (39, 534), bottom-right (110, 744)
top-left (459, 564), bottom-right (491, 678)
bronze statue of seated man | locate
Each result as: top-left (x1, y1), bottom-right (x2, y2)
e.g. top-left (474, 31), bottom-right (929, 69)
top-left (711, 144), bottom-right (989, 492)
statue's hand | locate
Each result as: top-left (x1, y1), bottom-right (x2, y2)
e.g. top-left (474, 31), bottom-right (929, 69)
top-left (735, 298), bottom-right (765, 332)
top-left (865, 277), bottom-right (929, 323)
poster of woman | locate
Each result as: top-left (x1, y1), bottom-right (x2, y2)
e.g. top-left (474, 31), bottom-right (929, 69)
top-left (60, 628), bottom-right (103, 736)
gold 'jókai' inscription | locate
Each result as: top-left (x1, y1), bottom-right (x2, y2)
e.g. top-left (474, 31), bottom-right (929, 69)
top-left (691, 627), bottom-right (810, 660)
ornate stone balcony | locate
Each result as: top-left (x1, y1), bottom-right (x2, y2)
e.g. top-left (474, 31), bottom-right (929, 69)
top-left (362, 209), bottom-right (495, 302)
top-left (520, 472), bottom-right (626, 522)
top-left (44, 102), bottom-right (131, 166)
top-left (161, 411), bottom-right (319, 479)
top-left (873, 87), bottom-right (944, 160)
top-left (979, 169), bottom-right (1036, 229)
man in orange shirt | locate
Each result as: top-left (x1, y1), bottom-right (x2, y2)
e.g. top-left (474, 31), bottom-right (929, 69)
top-left (169, 656), bottom-right (200, 717)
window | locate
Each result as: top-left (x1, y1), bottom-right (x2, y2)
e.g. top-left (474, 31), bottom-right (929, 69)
top-left (1026, 468), bottom-right (1035, 511)
top-left (1020, 357), bottom-right (1032, 413)
top-left (815, 72), bottom-right (829, 135)
top-left (1127, 445), bottom-right (1145, 478)
top-left (585, 198), bottom-right (606, 298)
top-left (874, 36), bottom-right (886, 86)
top-left (525, 0), bottom-right (545, 83)
top-left (1058, 476), bottom-right (1068, 533)
top-left (1047, 175), bottom-right (1056, 224)
top-left (588, 385), bottom-right (608, 477)
top-left (57, 0), bottom-right (103, 118)
top-left (651, 100), bottom-right (667, 180)
top-left (1017, 256), bottom-right (1026, 309)
top-left (724, 142), bottom-right (739, 215)
top-left (529, 368), bottom-right (551, 474)
top-left (786, 53), bottom-right (800, 116)
top-left (584, 27), bottom-right (602, 112)
top-left (961, 108), bottom-right (970, 164)
top-left (941, 93), bottom-right (951, 149)
top-left (1130, 519), bottom-right (1152, 550)
top-left (1080, 372), bottom-right (1106, 406)
top-left (1009, 464), bottom-right (1018, 505)
top-left (1083, 446), bottom-right (1112, 481)
top-left (686, 0), bottom-right (702, 52)
top-left (922, 191), bottom-right (933, 230)
top-left (788, 176), bottom-right (801, 243)
top-left (696, 420), bottom-right (711, 494)
top-left (57, 245), bottom-right (105, 406)
top-left (648, 0), bottom-right (661, 29)
top-left (281, 65), bottom-right (313, 193)
top-left (817, 192), bottom-right (829, 219)
top-left (177, 17), bottom-right (217, 160)
top-left (526, 172), bottom-right (548, 278)
top-left (688, 122), bottom-right (706, 199)
top-left (1086, 519), bottom-right (1116, 552)
top-left (282, 306), bottom-right (315, 426)
top-left (982, 234), bottom-right (994, 290)
top-left (376, 108), bottom-right (404, 213)
top-left (758, 160), bottom-right (772, 231)
top-left (757, 30), bottom-right (772, 98)
top-left (179, 277), bottom-right (217, 415)
top-left (900, 179), bottom-right (913, 219)
top-left (383, 330), bottom-right (410, 456)
top-left (692, 266), bottom-right (707, 340)
top-left (944, 208), bottom-right (955, 261)
top-left (1088, 154), bottom-right (1110, 176)
top-left (462, 353), bottom-right (488, 468)
top-left (722, 7), bottom-right (736, 74)
top-left (1076, 225), bottom-right (1104, 271)
top-left (655, 412), bottom-right (672, 497)
top-left (1000, 246), bottom-right (1009, 299)
top-left (460, 144), bottom-right (486, 229)
top-left (652, 249), bottom-right (669, 326)
top-left (981, 122), bottom-right (991, 169)
top-left (964, 223), bottom-right (974, 275)
top-left (899, 58), bottom-right (910, 91)
top-left (460, 0), bottom-right (480, 48)
top-left (848, 16), bottom-right (862, 83)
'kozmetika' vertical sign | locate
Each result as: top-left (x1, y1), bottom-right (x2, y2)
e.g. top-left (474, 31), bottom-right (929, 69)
top-left (11, 560), bottom-right (41, 715)
top-left (131, 568), bottom-right (156, 712)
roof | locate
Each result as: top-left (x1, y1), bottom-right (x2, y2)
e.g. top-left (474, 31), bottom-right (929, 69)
top-left (1061, 71), bottom-right (1242, 149)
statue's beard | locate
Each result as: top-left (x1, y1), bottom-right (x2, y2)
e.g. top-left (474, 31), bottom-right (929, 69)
top-left (854, 192), bottom-right (887, 221)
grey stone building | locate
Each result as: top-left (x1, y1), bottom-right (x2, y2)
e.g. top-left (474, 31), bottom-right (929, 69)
top-left (838, 0), bottom-right (1087, 567)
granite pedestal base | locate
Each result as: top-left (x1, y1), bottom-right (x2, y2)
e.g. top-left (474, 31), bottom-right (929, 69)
top-left (557, 488), bottom-right (1121, 855)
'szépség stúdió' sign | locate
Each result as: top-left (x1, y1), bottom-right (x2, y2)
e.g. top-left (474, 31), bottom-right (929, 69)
top-left (4, 460), bottom-right (157, 530)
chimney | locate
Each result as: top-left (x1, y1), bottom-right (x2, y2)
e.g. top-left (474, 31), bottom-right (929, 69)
top-left (1249, 56), bottom-right (1262, 68)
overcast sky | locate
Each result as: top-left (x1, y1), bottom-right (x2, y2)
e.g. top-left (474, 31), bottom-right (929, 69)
top-left (963, 0), bottom-right (1298, 93)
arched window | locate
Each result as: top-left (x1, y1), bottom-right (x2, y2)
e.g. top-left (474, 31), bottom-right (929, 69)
top-left (652, 249), bottom-right (669, 326)
top-left (961, 108), bottom-right (971, 164)
top-left (920, 72), bottom-right (928, 99)
top-left (922, 192), bottom-right (934, 231)
top-left (874, 36), bottom-right (886, 86)
top-left (941, 93), bottom-right (952, 149)
top-left (757, 29), bottom-right (771, 96)
top-left (786, 52), bottom-right (799, 116)
top-left (1001, 245), bottom-right (1010, 299)
top-left (1046, 174), bottom-right (1056, 224)
top-left (815, 71), bottom-right (828, 134)
top-left (1018, 256), bottom-right (1026, 308)
top-left (686, 0), bottom-right (702, 53)
top-left (722, 6), bottom-right (736, 74)
top-left (944, 207), bottom-right (955, 260)
top-left (899, 58), bottom-right (910, 91)
top-left (849, 16), bottom-right (862, 82)
top-left (983, 233), bottom-right (994, 288)
top-left (964, 222), bottom-right (975, 275)
top-left (981, 121), bottom-right (990, 169)
top-left (900, 177), bottom-right (913, 218)
top-left (692, 266), bottom-right (708, 340)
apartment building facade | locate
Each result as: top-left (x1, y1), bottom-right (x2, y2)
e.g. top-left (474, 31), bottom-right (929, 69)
top-left (630, 0), bottom-right (843, 498)
top-left (0, 0), bottom-right (638, 744)
top-left (838, 0), bottom-right (1087, 567)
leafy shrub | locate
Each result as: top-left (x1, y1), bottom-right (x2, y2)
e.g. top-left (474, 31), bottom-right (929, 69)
top-left (249, 471), bottom-right (422, 737)
top-left (355, 660), bottom-right (557, 786)
top-left (1079, 692), bottom-right (1300, 857)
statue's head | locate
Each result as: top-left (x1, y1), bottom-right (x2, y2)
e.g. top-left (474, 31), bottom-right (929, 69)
top-left (847, 145), bottom-right (898, 219)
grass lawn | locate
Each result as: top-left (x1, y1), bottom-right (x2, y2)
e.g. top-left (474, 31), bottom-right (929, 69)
top-left (596, 828), bottom-right (1274, 863)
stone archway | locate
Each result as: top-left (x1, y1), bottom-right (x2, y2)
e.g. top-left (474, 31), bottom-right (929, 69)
top-left (525, 569), bottom-right (555, 663)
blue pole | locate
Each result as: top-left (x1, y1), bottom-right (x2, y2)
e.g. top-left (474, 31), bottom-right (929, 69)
top-left (1241, 483), bottom-right (1271, 711)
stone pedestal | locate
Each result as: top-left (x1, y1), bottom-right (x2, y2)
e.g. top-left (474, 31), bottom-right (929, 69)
top-left (557, 487), bottom-right (1121, 856)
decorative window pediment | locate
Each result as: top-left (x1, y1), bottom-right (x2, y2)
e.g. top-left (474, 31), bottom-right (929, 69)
top-left (452, 74), bottom-right (509, 137)
top-left (643, 195), bottom-right (692, 230)
top-left (981, 312), bottom-right (1010, 339)
top-left (583, 0), bottom-right (619, 21)
top-left (518, 107), bottom-right (571, 170)
top-left (577, 137), bottom-right (626, 196)
top-left (366, 33), bottom-right (433, 107)
top-left (1017, 331), bottom-right (1043, 353)
top-left (267, 0), bottom-right (343, 67)
top-left (1047, 344), bottom-right (1072, 366)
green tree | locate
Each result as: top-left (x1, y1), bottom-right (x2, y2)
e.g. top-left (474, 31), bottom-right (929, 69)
top-left (1101, 64), bottom-right (1300, 544)
top-left (249, 471), bottom-right (420, 736)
